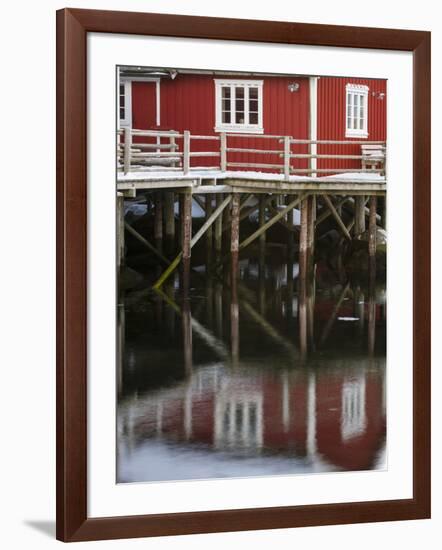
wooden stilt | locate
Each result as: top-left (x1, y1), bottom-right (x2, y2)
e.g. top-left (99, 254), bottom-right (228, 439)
top-left (154, 192), bottom-right (163, 254)
top-left (215, 193), bottom-right (223, 261)
top-left (368, 195), bottom-right (377, 268)
top-left (230, 194), bottom-right (240, 285)
top-left (355, 195), bottom-right (366, 236)
top-left (117, 194), bottom-right (125, 268)
top-left (259, 194), bottom-right (266, 268)
top-left (299, 195), bottom-right (309, 358)
top-left (307, 195), bottom-right (316, 276)
top-left (206, 195), bottom-right (213, 270)
top-left (299, 195), bottom-right (309, 285)
top-left (164, 191), bottom-right (175, 255)
top-left (181, 192), bottom-right (192, 296)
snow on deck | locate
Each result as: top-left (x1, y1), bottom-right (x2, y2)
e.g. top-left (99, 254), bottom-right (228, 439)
top-left (117, 169), bottom-right (385, 185)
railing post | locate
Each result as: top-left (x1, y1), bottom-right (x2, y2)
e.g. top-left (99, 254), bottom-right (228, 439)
top-left (220, 132), bottom-right (227, 172)
top-left (183, 130), bottom-right (190, 174)
top-left (284, 136), bottom-right (291, 181)
top-left (170, 135), bottom-right (177, 167)
top-left (123, 127), bottom-right (132, 174)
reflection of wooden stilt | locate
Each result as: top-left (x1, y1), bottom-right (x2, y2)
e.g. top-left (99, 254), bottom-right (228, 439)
top-left (307, 266), bottom-right (316, 350)
top-left (164, 279), bottom-right (175, 336)
top-left (117, 303), bottom-right (125, 394)
top-left (206, 276), bottom-right (213, 328)
top-left (181, 192), bottom-right (192, 296)
top-left (215, 282), bottom-right (223, 338)
top-left (230, 292), bottom-right (239, 364)
top-left (368, 276), bottom-right (376, 355)
top-left (355, 286), bottom-right (365, 337)
top-left (183, 301), bottom-right (193, 375)
top-left (164, 191), bottom-right (175, 256)
top-left (319, 282), bottom-right (350, 347)
top-left (154, 192), bottom-right (163, 255)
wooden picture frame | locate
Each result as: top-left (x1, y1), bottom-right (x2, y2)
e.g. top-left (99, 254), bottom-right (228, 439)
top-left (56, 7), bottom-right (431, 542)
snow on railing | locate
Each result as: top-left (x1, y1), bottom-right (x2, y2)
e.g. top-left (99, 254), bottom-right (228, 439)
top-left (118, 128), bottom-right (386, 179)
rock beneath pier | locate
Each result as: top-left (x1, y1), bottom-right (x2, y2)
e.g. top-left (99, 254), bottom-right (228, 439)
top-left (346, 227), bottom-right (387, 275)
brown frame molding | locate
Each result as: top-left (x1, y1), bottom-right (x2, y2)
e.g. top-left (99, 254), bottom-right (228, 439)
top-left (56, 8), bottom-right (431, 542)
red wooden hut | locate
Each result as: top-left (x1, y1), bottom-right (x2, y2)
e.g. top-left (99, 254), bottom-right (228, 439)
top-left (118, 67), bottom-right (386, 175)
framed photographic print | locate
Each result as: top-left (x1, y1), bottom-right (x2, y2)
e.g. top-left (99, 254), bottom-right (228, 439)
top-left (56, 8), bottom-right (431, 542)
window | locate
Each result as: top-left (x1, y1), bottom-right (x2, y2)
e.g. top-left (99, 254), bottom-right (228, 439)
top-left (345, 84), bottom-right (369, 138)
top-left (119, 80), bottom-right (132, 128)
top-left (215, 79), bottom-right (264, 133)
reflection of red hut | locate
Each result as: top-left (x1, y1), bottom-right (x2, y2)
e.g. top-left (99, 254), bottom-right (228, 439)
top-left (120, 363), bottom-right (386, 472)
top-left (315, 371), bottom-right (386, 470)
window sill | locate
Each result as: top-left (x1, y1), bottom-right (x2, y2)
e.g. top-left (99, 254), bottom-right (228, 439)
top-left (214, 126), bottom-right (264, 135)
top-left (345, 130), bottom-right (369, 139)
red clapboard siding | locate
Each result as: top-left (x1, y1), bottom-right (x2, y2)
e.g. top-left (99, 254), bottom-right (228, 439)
top-left (158, 74), bottom-right (310, 170)
top-left (317, 77), bottom-right (387, 173)
top-left (129, 74), bottom-right (386, 172)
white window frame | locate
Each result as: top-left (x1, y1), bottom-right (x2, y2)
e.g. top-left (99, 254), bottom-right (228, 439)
top-left (214, 79), bottom-right (264, 134)
top-left (345, 84), bottom-right (369, 138)
top-left (118, 79), bottom-right (132, 129)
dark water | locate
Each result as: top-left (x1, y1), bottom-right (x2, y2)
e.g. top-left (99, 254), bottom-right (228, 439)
top-left (117, 258), bottom-right (386, 483)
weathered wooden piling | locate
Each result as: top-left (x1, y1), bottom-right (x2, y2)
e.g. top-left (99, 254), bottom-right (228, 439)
top-left (206, 195), bottom-right (213, 269)
top-left (307, 195), bottom-right (316, 276)
top-left (181, 192), bottom-right (192, 296)
top-left (299, 195), bottom-right (309, 285)
top-left (298, 195), bottom-right (309, 357)
top-left (230, 194), bottom-right (240, 285)
top-left (259, 195), bottom-right (266, 271)
top-left (117, 194), bottom-right (125, 268)
top-left (368, 195), bottom-right (377, 268)
top-left (164, 191), bottom-right (175, 255)
top-left (355, 195), bottom-right (366, 236)
top-left (215, 193), bottom-right (223, 262)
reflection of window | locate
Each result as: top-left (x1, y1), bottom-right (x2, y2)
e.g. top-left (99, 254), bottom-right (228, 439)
top-left (345, 84), bottom-right (368, 138)
top-left (119, 80), bottom-right (132, 128)
top-left (215, 80), bottom-right (263, 133)
top-left (341, 376), bottom-right (367, 441)
top-left (214, 391), bottom-right (263, 449)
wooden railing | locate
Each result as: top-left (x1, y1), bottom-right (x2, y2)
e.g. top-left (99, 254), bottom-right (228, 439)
top-left (118, 128), bottom-right (386, 179)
